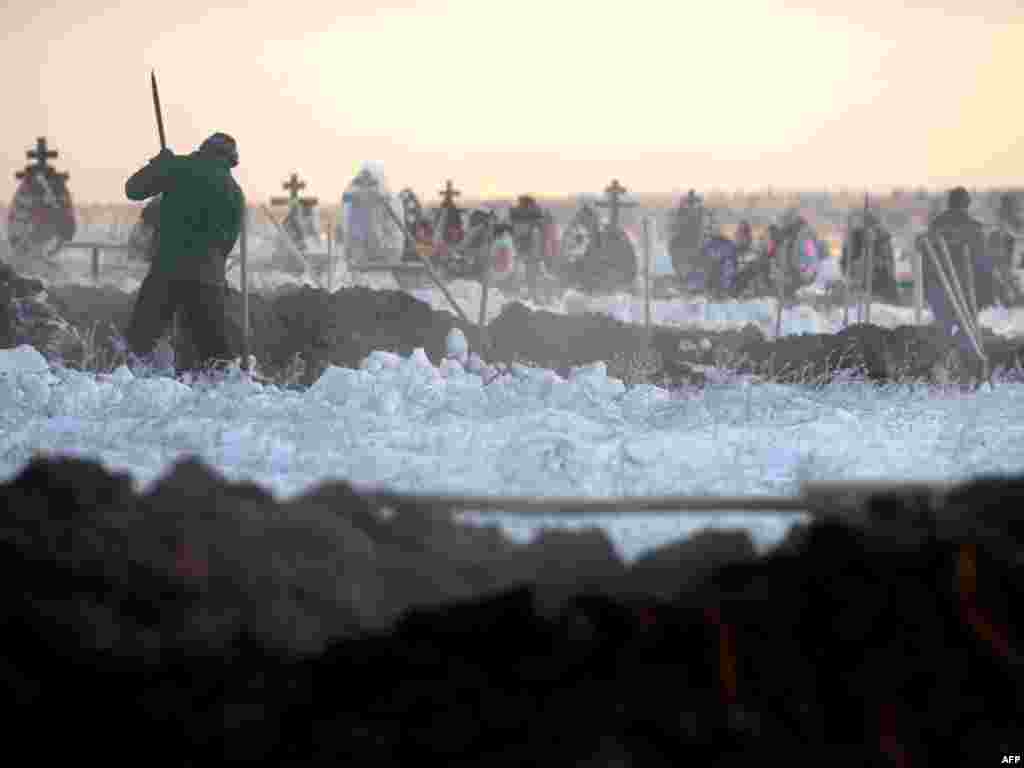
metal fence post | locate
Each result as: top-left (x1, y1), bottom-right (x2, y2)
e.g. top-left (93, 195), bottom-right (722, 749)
top-left (912, 241), bottom-right (923, 326)
top-left (241, 199), bottom-right (249, 372)
top-left (642, 216), bottom-right (651, 338)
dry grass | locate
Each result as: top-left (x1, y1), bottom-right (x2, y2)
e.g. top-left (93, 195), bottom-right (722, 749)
top-left (607, 338), bottom-right (664, 388)
top-left (62, 315), bottom-right (314, 392)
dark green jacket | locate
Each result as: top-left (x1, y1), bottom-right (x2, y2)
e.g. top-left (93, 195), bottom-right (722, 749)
top-left (125, 150), bottom-right (243, 284)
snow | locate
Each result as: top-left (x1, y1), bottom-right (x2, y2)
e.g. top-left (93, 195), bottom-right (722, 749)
top-left (3, 290), bottom-right (1024, 565)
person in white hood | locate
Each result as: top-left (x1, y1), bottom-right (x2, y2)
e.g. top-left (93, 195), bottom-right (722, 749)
top-left (338, 164), bottom-right (403, 265)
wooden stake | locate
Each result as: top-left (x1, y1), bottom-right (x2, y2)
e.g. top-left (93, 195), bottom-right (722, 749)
top-left (477, 216), bottom-right (494, 355)
top-left (936, 235), bottom-right (980, 344)
top-left (528, 225), bottom-right (542, 304)
top-left (912, 241), bottom-right (923, 326)
top-left (842, 276), bottom-right (850, 328)
top-left (240, 198), bottom-right (249, 372)
top-left (378, 198), bottom-right (478, 342)
top-left (963, 242), bottom-right (977, 320)
top-left (261, 204), bottom-right (313, 278)
top-left (775, 241), bottom-right (785, 339)
top-left (326, 221), bottom-right (333, 292)
top-left (864, 226), bottom-right (874, 325)
top-left (920, 237), bottom-right (985, 364)
top-left (839, 225), bottom-right (851, 328)
top-left (643, 216), bottom-right (651, 339)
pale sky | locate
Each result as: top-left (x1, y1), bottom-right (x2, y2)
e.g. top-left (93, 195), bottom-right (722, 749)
top-left (3, 0), bottom-right (1022, 204)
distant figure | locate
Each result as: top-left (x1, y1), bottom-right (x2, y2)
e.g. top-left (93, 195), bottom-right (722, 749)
top-left (926, 195), bottom-right (945, 227)
top-left (735, 220), bottom-right (778, 298)
top-left (701, 231), bottom-right (739, 297)
top-left (841, 208), bottom-right (901, 304)
top-left (987, 192), bottom-right (1024, 305)
top-left (123, 132), bottom-right (244, 373)
top-left (509, 195), bottom-right (548, 302)
top-left (766, 209), bottom-right (821, 298)
top-left (667, 190), bottom-right (705, 243)
top-left (998, 191), bottom-right (1022, 232)
top-left (339, 165), bottom-right (403, 265)
top-left (992, 192), bottom-right (1023, 270)
top-left (737, 223), bottom-right (781, 297)
top-left (667, 190), bottom-right (709, 291)
top-left (919, 186), bottom-right (993, 377)
top-left (561, 201), bottom-right (601, 265)
top-left (432, 184), bottom-right (465, 260)
top-left (491, 221), bottom-right (516, 275)
top-left (446, 208), bottom-right (494, 279)
top-left (398, 188), bottom-right (431, 262)
top-left (735, 219), bottom-right (754, 257)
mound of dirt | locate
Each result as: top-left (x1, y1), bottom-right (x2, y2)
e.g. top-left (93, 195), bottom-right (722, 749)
top-left (484, 301), bottom-right (756, 386)
top-left (41, 281), bottom-right (476, 386)
top-left (262, 285), bottom-right (478, 386)
top-left (734, 322), bottom-right (1024, 384)
top-left (44, 282), bottom-right (282, 374)
top-left (2, 454), bottom-right (1020, 764)
top-left (14, 270), bottom-right (1024, 388)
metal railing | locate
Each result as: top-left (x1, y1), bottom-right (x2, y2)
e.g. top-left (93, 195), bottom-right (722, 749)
top-left (60, 241), bottom-right (137, 283)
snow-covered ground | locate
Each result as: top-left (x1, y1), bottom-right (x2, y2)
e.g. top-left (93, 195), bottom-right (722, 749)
top-left (3, 310), bottom-right (1024, 564)
top-left (4, 213), bottom-right (1024, 564)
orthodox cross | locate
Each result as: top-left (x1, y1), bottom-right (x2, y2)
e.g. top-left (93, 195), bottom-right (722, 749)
top-left (438, 179), bottom-right (462, 209)
top-left (596, 179), bottom-right (636, 231)
top-left (270, 172), bottom-right (318, 209)
top-left (15, 136), bottom-right (67, 182)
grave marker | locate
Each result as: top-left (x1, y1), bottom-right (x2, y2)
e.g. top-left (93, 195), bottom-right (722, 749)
top-left (595, 178), bottom-right (637, 232)
top-left (15, 136), bottom-right (68, 183)
top-left (269, 172), bottom-right (320, 255)
top-left (270, 172), bottom-right (319, 209)
top-left (439, 179), bottom-right (461, 208)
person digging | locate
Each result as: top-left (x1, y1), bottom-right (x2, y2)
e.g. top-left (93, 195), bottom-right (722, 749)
top-left (123, 132), bottom-right (244, 377)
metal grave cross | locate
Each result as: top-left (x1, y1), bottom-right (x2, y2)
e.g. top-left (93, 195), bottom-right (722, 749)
top-left (438, 179), bottom-right (461, 209)
top-left (15, 136), bottom-right (67, 182)
top-left (270, 172), bottom-right (318, 208)
top-left (595, 178), bottom-right (636, 231)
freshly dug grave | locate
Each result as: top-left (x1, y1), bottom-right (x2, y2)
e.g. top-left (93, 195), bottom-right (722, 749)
top-left (16, 273), bottom-right (1024, 388)
top-left (2, 453), bottom-right (1021, 765)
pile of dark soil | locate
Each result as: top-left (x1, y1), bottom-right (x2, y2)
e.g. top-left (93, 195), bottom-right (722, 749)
top-left (44, 282), bottom-right (281, 375)
top-left (2, 454), bottom-right (1021, 765)
top-left (732, 322), bottom-right (1024, 384)
top-left (10, 273), bottom-right (1024, 388)
top-left (42, 282), bottom-right (473, 386)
